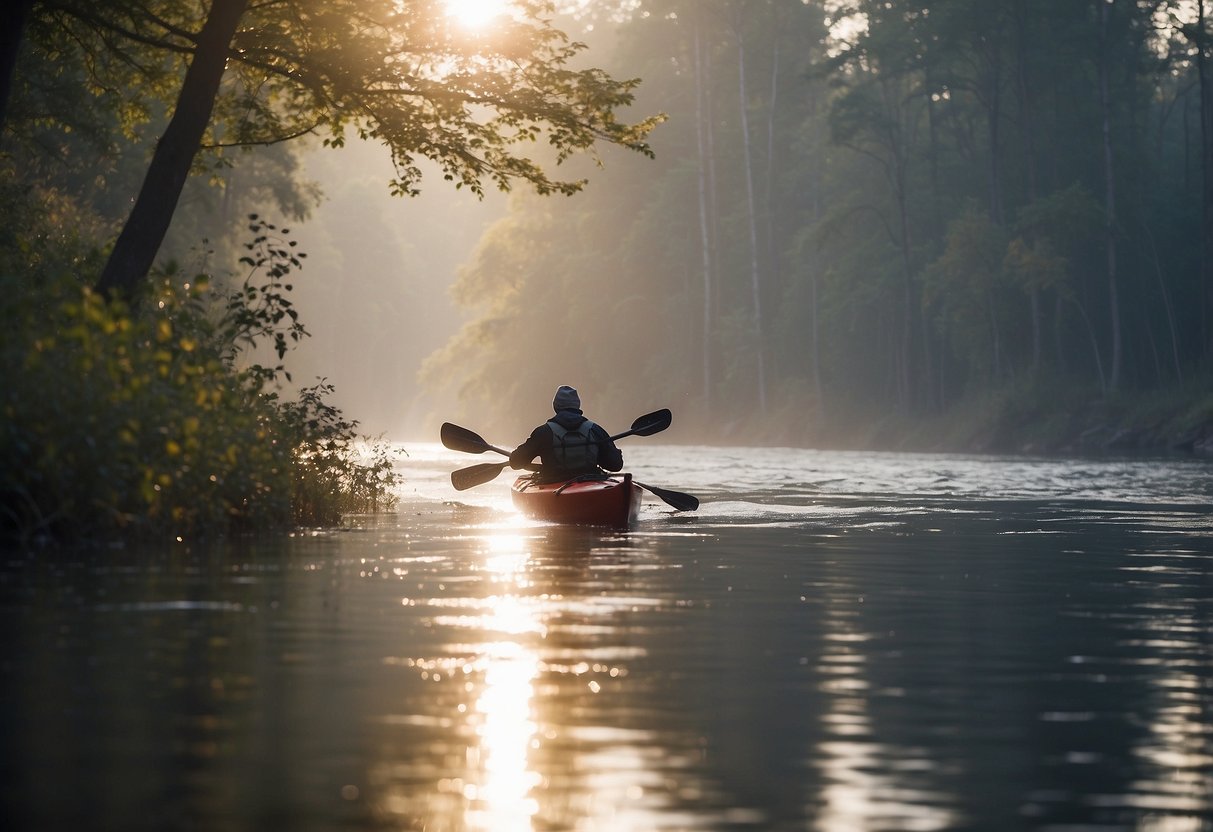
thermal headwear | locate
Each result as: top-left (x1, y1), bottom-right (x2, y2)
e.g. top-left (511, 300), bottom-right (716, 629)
top-left (553, 385), bottom-right (581, 412)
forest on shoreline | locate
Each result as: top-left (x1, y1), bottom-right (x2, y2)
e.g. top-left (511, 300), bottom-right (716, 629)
top-left (426, 1), bottom-right (1213, 456)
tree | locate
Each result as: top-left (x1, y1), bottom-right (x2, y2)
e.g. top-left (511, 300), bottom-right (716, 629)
top-left (923, 206), bottom-right (1010, 383)
top-left (692, 3), bottom-right (717, 413)
top-left (827, 1), bottom-right (934, 411)
top-left (419, 0), bottom-right (1211, 444)
top-left (730, 1), bottom-right (767, 416)
top-left (96, 0), bottom-right (251, 299)
top-left (5, 0), bottom-right (663, 302)
top-left (1167, 0), bottom-right (1213, 358)
top-left (1096, 0), bottom-right (1122, 390)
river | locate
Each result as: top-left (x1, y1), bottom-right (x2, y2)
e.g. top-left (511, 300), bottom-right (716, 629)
top-left (2, 444), bottom-right (1212, 831)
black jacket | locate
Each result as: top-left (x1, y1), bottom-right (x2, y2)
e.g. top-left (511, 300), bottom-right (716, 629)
top-left (509, 409), bottom-right (623, 482)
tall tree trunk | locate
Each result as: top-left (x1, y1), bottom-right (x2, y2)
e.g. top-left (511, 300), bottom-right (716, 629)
top-left (807, 88), bottom-right (825, 414)
top-left (923, 67), bottom-right (943, 410)
top-left (764, 8), bottom-right (781, 375)
top-left (1097, 0), bottom-right (1121, 391)
top-left (1198, 0), bottom-right (1213, 359)
top-left (694, 9), bottom-right (714, 413)
top-left (896, 167), bottom-right (914, 410)
top-left (925, 76), bottom-right (943, 237)
top-left (96, 0), bottom-right (250, 302)
top-left (984, 35), bottom-right (1005, 226)
top-left (705, 47), bottom-right (721, 334)
top-left (987, 291), bottom-right (1003, 380)
top-left (878, 76), bottom-right (917, 412)
top-left (0, 0), bottom-right (35, 130)
top-left (733, 8), bottom-right (767, 416)
top-left (1075, 298), bottom-right (1108, 394)
top-left (1143, 220), bottom-right (1184, 382)
top-left (1014, 0), bottom-right (1044, 373)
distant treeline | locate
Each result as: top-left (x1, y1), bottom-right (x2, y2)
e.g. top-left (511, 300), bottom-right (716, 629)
top-left (427, 0), bottom-right (1213, 447)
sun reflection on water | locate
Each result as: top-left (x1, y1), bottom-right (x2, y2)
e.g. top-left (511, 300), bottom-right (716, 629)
top-left (463, 530), bottom-right (542, 831)
top-left (375, 522), bottom-right (688, 831)
top-left (465, 641), bottom-right (540, 831)
top-left (483, 532), bottom-right (532, 584)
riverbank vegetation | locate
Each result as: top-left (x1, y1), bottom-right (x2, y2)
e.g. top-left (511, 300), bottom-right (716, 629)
top-left (426, 0), bottom-right (1213, 454)
top-left (0, 210), bottom-right (402, 543)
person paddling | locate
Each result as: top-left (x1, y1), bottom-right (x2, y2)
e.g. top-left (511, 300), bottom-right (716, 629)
top-left (509, 386), bottom-right (623, 483)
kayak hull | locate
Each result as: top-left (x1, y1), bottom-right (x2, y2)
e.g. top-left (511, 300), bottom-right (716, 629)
top-left (511, 474), bottom-right (642, 528)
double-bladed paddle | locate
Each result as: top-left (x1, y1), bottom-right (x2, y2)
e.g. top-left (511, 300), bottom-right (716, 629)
top-left (442, 408), bottom-right (671, 455)
top-left (442, 409), bottom-right (670, 490)
top-left (442, 409), bottom-right (698, 511)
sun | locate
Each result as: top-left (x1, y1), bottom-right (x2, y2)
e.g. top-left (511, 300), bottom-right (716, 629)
top-left (445, 0), bottom-right (510, 30)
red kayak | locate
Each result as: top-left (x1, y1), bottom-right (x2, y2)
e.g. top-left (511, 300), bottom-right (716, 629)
top-left (511, 473), bottom-right (642, 527)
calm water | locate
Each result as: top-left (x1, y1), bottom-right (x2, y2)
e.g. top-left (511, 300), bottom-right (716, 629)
top-left (2, 445), bottom-right (1212, 831)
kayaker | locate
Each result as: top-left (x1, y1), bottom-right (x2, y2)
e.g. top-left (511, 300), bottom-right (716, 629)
top-left (509, 385), bottom-right (624, 483)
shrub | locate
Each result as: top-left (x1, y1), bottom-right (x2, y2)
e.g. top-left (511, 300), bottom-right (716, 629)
top-left (0, 219), bottom-right (400, 544)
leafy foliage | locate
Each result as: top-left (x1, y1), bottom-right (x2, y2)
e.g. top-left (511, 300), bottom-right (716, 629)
top-left (0, 214), bottom-right (400, 544)
top-left (17, 0), bottom-right (663, 200)
top-left (280, 381), bottom-right (401, 526)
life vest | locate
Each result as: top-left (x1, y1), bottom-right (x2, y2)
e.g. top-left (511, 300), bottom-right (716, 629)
top-left (547, 418), bottom-right (599, 472)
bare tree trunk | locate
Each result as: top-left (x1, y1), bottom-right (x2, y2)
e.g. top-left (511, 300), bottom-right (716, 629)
top-left (1097, 0), bottom-right (1121, 391)
top-left (96, 0), bottom-right (250, 302)
top-left (694, 9), bottom-right (714, 413)
top-left (733, 7), bottom-right (767, 416)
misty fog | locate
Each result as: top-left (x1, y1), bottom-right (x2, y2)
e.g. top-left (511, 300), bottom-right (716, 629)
top-left (284, 142), bottom-right (504, 442)
top-left (223, 0), bottom-right (1213, 455)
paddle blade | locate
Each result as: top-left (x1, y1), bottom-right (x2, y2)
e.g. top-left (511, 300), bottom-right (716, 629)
top-left (451, 461), bottom-right (510, 491)
top-left (441, 422), bottom-right (492, 454)
top-left (628, 408), bottom-right (672, 437)
top-left (635, 481), bottom-right (699, 512)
